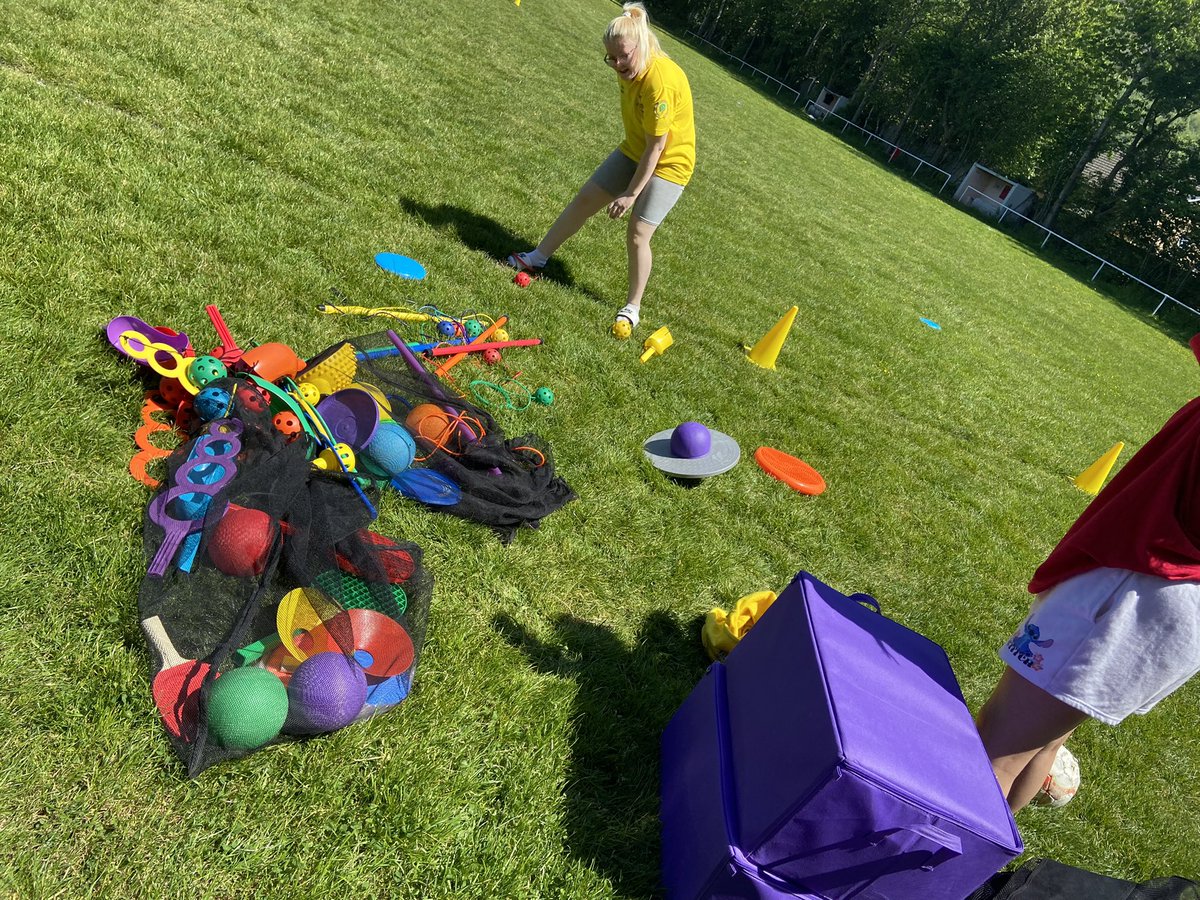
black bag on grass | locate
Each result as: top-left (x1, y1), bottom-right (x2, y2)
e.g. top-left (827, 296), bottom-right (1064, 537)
top-left (346, 330), bottom-right (576, 543)
top-left (966, 858), bottom-right (1200, 900)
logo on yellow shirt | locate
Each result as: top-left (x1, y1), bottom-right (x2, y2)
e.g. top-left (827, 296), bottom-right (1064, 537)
top-left (654, 100), bottom-right (669, 119)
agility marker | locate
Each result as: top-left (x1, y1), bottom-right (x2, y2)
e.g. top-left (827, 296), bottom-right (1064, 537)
top-left (747, 306), bottom-right (797, 370)
top-left (1073, 442), bottom-right (1124, 495)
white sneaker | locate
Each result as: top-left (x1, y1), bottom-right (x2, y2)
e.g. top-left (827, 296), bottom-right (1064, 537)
top-left (615, 304), bottom-right (640, 329)
top-left (506, 251), bottom-right (544, 274)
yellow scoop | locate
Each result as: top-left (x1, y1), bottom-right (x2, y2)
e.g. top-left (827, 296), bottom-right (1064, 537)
top-left (640, 326), bottom-right (673, 363)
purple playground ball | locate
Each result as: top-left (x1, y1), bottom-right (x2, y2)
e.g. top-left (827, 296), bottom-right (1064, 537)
top-left (284, 651), bottom-right (367, 735)
top-left (670, 421), bottom-right (712, 459)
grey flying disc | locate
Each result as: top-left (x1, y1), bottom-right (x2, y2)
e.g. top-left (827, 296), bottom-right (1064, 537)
top-left (643, 428), bottom-right (741, 480)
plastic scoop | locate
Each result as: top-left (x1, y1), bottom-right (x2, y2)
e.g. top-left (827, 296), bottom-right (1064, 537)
top-left (640, 326), bottom-right (673, 363)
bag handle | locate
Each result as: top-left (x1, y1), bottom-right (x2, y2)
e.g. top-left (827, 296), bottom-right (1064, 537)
top-left (847, 592), bottom-right (881, 614)
top-left (864, 824), bottom-right (962, 871)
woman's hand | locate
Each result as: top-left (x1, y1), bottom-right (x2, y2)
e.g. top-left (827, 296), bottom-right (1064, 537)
top-left (608, 194), bottom-right (636, 219)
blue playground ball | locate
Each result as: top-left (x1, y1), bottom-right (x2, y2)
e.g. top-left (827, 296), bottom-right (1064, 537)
top-left (363, 421), bottom-right (417, 476)
top-left (670, 421), bottom-right (712, 459)
top-left (194, 386), bottom-right (232, 422)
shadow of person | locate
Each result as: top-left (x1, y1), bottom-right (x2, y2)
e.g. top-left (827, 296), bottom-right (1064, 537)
top-left (398, 197), bottom-right (611, 306)
top-left (493, 609), bottom-right (708, 897)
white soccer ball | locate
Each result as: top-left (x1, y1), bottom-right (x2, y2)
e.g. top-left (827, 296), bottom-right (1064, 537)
top-left (1033, 744), bottom-right (1080, 808)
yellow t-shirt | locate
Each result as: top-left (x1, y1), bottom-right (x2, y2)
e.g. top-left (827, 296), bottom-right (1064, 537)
top-left (618, 55), bottom-right (695, 187)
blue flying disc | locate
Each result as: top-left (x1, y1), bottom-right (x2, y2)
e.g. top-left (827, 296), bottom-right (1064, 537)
top-left (919, 317), bottom-right (941, 330)
top-left (375, 252), bottom-right (427, 281)
top-left (391, 469), bottom-right (461, 505)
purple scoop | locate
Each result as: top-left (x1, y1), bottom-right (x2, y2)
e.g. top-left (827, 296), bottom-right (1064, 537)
top-left (106, 316), bottom-right (190, 364)
top-left (316, 388), bottom-right (381, 450)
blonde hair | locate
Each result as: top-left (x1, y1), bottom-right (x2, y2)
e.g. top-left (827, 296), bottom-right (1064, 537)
top-left (604, 2), bottom-right (665, 77)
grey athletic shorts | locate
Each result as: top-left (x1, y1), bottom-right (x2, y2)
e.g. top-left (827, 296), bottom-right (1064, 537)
top-left (587, 149), bottom-right (685, 226)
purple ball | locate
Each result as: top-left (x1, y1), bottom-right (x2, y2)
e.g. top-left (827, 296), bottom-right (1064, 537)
top-left (284, 652), bottom-right (367, 735)
top-left (670, 421), bottom-right (712, 459)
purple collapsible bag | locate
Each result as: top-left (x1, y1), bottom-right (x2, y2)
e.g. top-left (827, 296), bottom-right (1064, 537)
top-left (661, 572), bottom-right (1022, 899)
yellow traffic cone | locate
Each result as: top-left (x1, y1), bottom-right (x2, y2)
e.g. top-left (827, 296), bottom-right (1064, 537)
top-left (1073, 442), bottom-right (1124, 495)
top-left (747, 306), bottom-right (798, 369)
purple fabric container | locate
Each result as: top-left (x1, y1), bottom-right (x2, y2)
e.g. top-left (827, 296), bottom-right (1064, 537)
top-left (661, 572), bottom-right (1022, 900)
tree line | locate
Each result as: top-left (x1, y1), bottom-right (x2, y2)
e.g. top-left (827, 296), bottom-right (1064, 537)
top-left (649, 0), bottom-right (1200, 301)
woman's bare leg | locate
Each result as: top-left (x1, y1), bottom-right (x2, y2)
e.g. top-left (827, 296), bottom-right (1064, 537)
top-left (625, 216), bottom-right (659, 310)
top-left (536, 181), bottom-right (614, 258)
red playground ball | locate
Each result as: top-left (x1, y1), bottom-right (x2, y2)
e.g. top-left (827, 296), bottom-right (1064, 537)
top-left (513, 271), bottom-right (532, 288)
top-left (208, 506), bottom-right (277, 577)
top-left (284, 652), bottom-right (367, 734)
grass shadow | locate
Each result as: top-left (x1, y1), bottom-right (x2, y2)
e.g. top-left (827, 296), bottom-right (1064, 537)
top-left (493, 610), bottom-right (708, 897)
top-left (398, 196), bottom-right (610, 306)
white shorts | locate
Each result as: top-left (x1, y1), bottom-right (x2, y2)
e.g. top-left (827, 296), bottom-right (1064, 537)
top-left (999, 567), bottom-right (1200, 725)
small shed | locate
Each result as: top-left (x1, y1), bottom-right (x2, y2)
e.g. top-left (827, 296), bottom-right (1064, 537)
top-left (954, 164), bottom-right (1035, 218)
top-left (805, 87), bottom-right (846, 121)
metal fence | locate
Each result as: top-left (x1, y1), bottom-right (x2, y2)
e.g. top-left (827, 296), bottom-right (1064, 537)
top-left (962, 186), bottom-right (1199, 321)
top-left (807, 104), bottom-right (954, 193)
top-left (685, 31), bottom-right (953, 193)
top-left (685, 31), bottom-right (816, 104)
top-left (681, 30), bottom-right (1198, 323)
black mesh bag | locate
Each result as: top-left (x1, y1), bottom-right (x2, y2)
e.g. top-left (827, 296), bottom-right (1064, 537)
top-left (136, 377), bottom-right (432, 777)
top-left (344, 330), bottom-right (576, 542)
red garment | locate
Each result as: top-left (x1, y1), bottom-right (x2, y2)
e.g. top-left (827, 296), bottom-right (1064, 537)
top-left (1029, 335), bottom-right (1200, 594)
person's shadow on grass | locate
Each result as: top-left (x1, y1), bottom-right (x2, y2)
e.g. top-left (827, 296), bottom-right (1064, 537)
top-left (492, 610), bottom-right (707, 897)
top-left (398, 197), bottom-right (611, 306)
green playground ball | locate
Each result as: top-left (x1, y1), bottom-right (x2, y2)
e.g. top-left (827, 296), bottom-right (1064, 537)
top-left (206, 667), bottom-right (289, 750)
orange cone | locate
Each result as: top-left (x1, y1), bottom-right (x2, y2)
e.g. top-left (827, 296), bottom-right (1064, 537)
top-left (746, 306), bottom-right (797, 370)
top-left (1073, 442), bottom-right (1124, 495)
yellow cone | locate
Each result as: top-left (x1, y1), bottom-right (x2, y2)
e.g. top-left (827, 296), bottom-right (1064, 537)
top-left (1073, 442), bottom-right (1124, 495)
top-left (747, 306), bottom-right (798, 370)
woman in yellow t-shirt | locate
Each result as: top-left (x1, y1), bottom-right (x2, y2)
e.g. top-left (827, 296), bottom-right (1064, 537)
top-left (507, 2), bottom-right (695, 335)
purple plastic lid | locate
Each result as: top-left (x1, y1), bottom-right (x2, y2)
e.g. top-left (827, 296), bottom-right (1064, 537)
top-left (316, 388), bottom-right (381, 450)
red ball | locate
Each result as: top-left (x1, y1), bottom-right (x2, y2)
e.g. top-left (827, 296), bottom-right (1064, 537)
top-left (236, 385), bottom-right (268, 414)
top-left (482, 348), bottom-right (502, 365)
top-left (207, 506), bottom-right (277, 577)
top-left (514, 271), bottom-right (532, 288)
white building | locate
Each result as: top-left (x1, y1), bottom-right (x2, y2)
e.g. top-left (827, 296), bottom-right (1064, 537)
top-left (953, 163), bottom-right (1036, 218)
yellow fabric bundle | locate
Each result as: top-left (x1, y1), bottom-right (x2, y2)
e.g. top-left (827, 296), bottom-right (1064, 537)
top-left (702, 590), bottom-right (778, 661)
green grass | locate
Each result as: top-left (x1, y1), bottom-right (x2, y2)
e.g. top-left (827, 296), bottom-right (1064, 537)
top-left (2, 0), bottom-right (1198, 895)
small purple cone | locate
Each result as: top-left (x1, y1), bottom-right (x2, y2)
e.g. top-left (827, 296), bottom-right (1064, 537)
top-left (284, 652), bottom-right (367, 735)
top-left (670, 421), bottom-right (712, 459)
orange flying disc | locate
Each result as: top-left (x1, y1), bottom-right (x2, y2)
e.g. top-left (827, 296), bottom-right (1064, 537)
top-left (754, 446), bottom-right (826, 495)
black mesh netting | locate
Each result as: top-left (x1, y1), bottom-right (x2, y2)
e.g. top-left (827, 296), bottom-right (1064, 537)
top-left (344, 329), bottom-right (576, 540)
top-left (138, 382), bottom-right (433, 776)
top-left (135, 332), bottom-right (573, 776)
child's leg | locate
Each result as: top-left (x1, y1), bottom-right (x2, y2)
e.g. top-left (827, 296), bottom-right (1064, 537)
top-left (975, 667), bottom-right (1088, 812)
top-left (535, 181), bottom-right (614, 259)
top-left (625, 216), bottom-right (659, 311)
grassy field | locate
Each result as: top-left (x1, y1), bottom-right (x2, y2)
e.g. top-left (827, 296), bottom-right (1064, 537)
top-left (1, 0), bottom-right (1198, 896)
